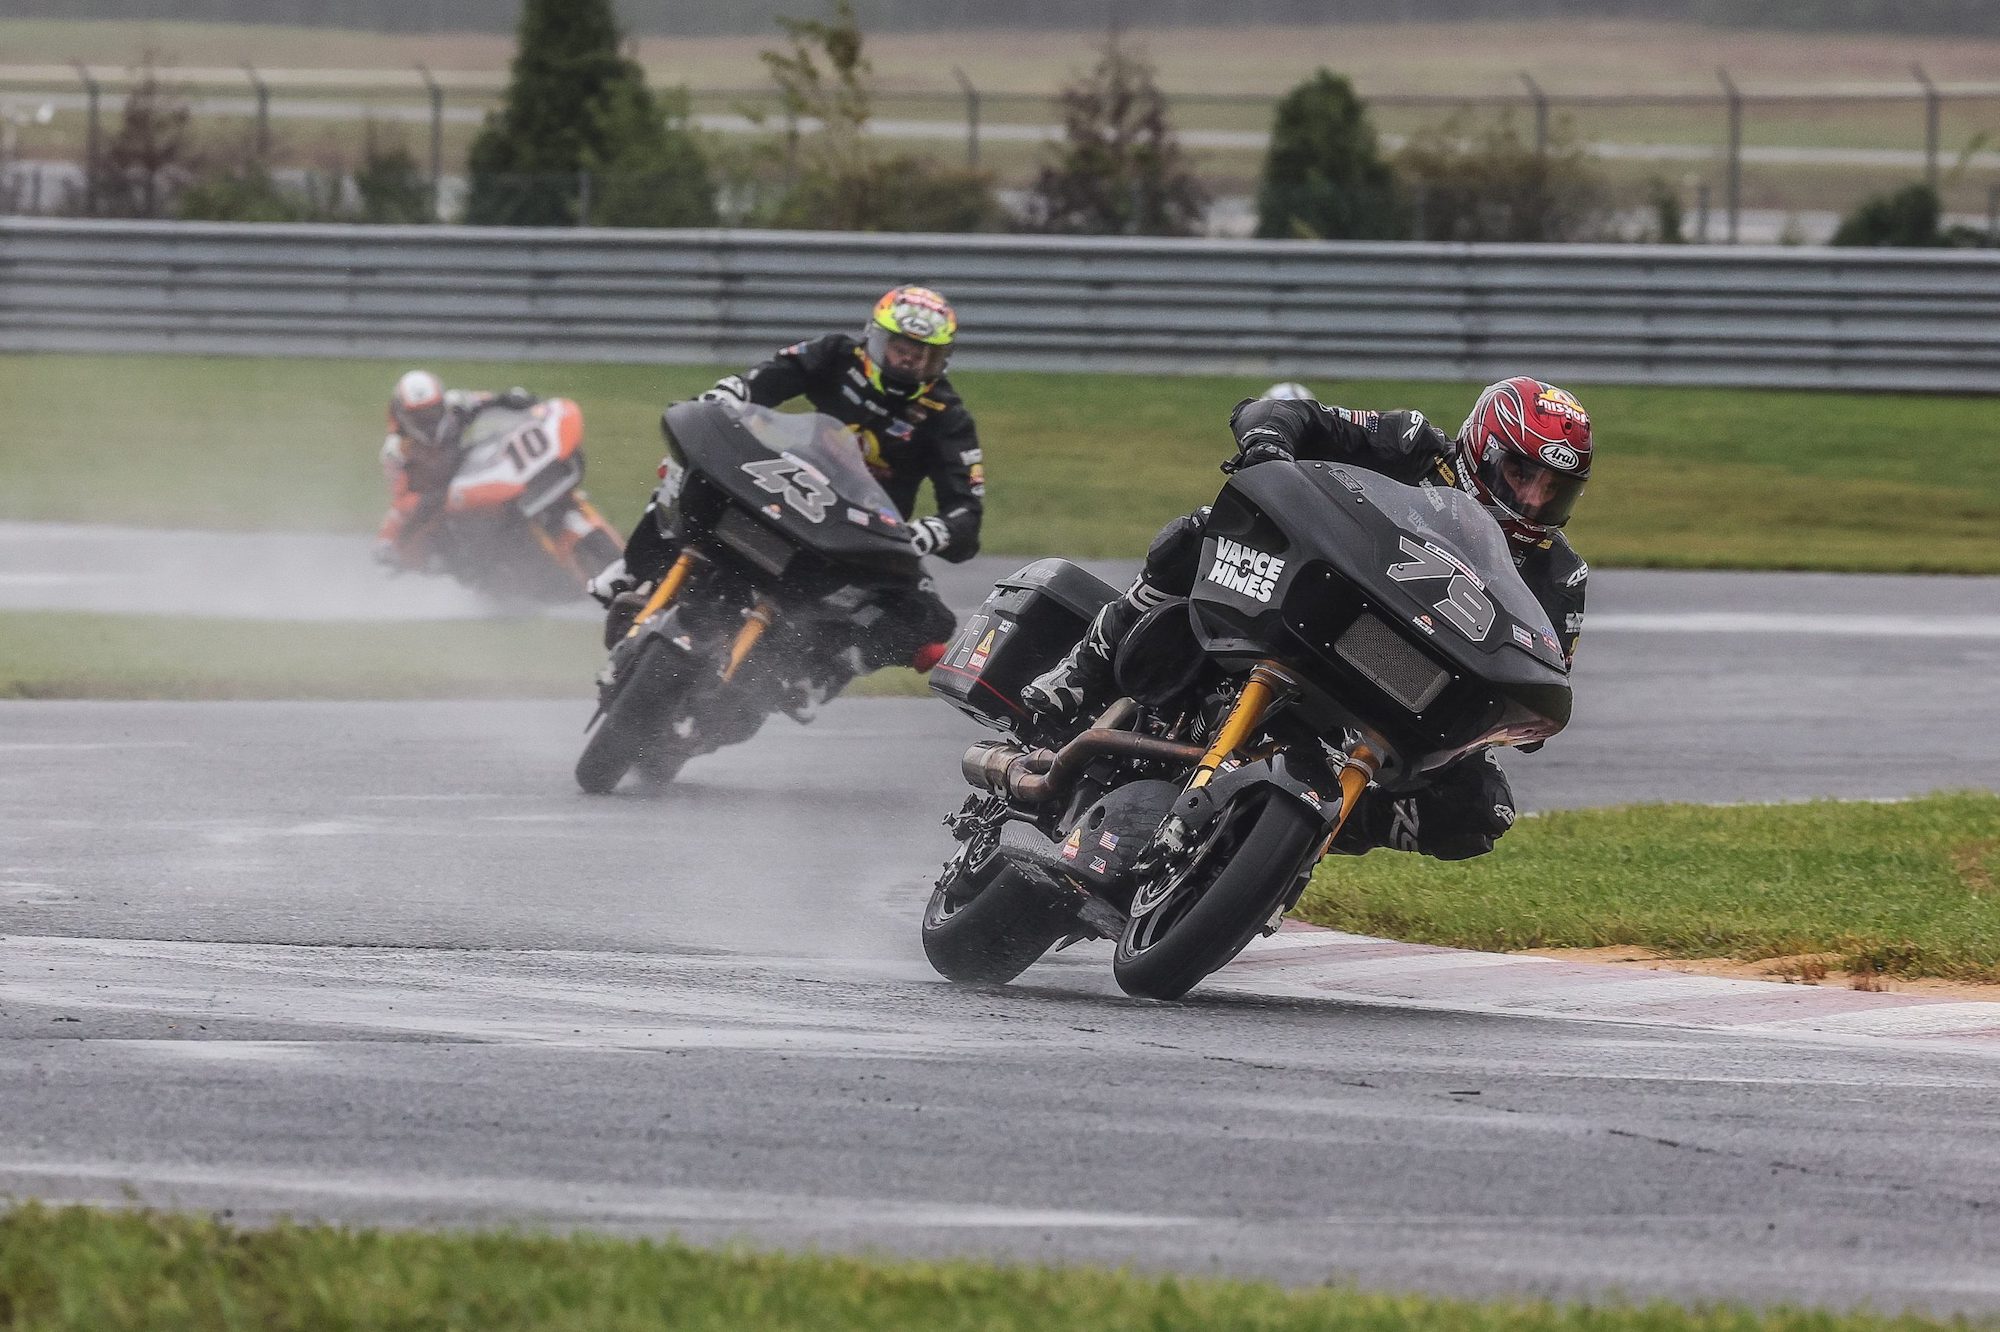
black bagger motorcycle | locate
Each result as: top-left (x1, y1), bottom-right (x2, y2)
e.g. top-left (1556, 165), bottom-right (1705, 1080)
top-left (922, 460), bottom-right (1572, 1000)
top-left (575, 401), bottom-right (922, 794)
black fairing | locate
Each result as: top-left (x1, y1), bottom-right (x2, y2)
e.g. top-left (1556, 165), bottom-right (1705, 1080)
top-left (657, 400), bottom-right (921, 586)
top-left (1189, 460), bottom-right (1571, 780)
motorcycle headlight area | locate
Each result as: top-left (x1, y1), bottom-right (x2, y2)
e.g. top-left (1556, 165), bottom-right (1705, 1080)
top-left (715, 506), bottom-right (795, 577)
top-left (1334, 613), bottom-right (1451, 713)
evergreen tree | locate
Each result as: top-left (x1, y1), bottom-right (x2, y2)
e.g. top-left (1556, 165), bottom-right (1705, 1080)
top-left (464, 0), bottom-right (713, 227)
top-left (1255, 70), bottom-right (1402, 241)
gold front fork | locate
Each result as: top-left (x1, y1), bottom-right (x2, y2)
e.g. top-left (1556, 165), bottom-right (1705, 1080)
top-left (1188, 662), bottom-right (1292, 791)
top-left (625, 550), bottom-right (699, 640)
top-left (1324, 744), bottom-right (1381, 847)
top-left (719, 597), bottom-right (778, 683)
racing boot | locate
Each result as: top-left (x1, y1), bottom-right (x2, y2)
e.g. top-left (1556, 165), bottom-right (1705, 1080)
top-left (1019, 592), bottom-right (1143, 725)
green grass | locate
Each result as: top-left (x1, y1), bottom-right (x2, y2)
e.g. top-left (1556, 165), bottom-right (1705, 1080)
top-left (1301, 793), bottom-right (2000, 982)
top-left (0, 610), bottom-right (927, 701)
top-left (2, 1203), bottom-right (1991, 1332)
top-left (6, 353), bottom-right (2000, 573)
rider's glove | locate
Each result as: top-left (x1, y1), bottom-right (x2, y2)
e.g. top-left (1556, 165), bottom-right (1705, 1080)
top-left (908, 515), bottom-right (951, 557)
top-left (496, 386), bottom-right (537, 409)
top-left (1221, 428), bottom-right (1295, 474)
top-left (697, 375), bottom-right (750, 408)
top-left (586, 557), bottom-right (633, 608)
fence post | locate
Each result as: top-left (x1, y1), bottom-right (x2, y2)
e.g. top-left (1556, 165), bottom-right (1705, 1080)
top-left (1696, 180), bottom-right (1711, 243)
top-left (1988, 180), bottom-right (1998, 244)
top-left (71, 61), bottom-right (100, 215)
top-left (1717, 67), bottom-right (1742, 244)
top-left (1912, 63), bottom-right (1940, 190)
top-left (1519, 72), bottom-right (1548, 158)
top-left (952, 66), bottom-right (980, 171)
top-left (577, 170), bottom-right (592, 227)
top-left (416, 64), bottom-right (443, 221)
top-left (242, 63), bottom-right (269, 161)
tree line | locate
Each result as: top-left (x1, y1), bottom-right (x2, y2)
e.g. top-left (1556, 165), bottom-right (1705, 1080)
top-left (12, 0), bottom-right (2000, 37)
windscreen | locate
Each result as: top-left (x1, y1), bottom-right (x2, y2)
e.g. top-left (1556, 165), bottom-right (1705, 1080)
top-left (456, 406), bottom-right (534, 457)
top-left (733, 404), bottom-right (900, 516)
top-left (1362, 471), bottom-right (1558, 642)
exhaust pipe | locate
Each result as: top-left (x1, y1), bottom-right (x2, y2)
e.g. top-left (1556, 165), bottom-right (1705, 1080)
top-left (962, 729), bottom-right (1205, 805)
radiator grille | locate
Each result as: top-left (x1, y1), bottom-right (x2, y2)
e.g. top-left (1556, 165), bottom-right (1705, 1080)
top-left (715, 506), bottom-right (794, 577)
top-left (1335, 614), bottom-right (1450, 713)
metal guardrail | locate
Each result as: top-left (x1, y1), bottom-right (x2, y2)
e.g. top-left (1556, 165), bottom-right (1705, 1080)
top-left (5, 217), bottom-right (2000, 391)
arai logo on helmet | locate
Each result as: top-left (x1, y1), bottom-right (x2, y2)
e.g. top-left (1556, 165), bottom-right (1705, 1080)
top-left (1538, 441), bottom-right (1581, 471)
top-left (893, 301), bottom-right (944, 339)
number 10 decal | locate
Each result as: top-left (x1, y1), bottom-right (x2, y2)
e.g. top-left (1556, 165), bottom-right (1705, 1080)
top-left (1386, 536), bottom-right (1495, 641)
top-left (741, 455), bottom-right (836, 523)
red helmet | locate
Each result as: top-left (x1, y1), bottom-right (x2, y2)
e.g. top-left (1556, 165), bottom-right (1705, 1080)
top-left (388, 369), bottom-right (446, 446)
top-left (1455, 377), bottom-right (1592, 544)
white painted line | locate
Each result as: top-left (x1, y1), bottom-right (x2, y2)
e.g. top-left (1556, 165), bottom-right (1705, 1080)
top-left (1748, 1004), bottom-right (2000, 1037)
top-left (1589, 612), bottom-right (2000, 638)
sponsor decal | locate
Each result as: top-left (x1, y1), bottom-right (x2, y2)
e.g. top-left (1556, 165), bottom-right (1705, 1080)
top-left (845, 506), bottom-right (872, 526)
top-left (1401, 410), bottom-right (1427, 441)
top-left (1098, 831), bottom-right (1119, 851)
top-left (1060, 827), bottom-right (1083, 861)
top-left (1565, 612), bottom-right (1584, 635)
top-left (966, 627), bottom-right (996, 671)
top-left (1564, 560), bottom-right (1589, 588)
top-left (1332, 467), bottom-right (1366, 495)
top-left (959, 447), bottom-right (983, 464)
top-left (1538, 441), bottom-right (1581, 470)
top-left (885, 419), bottom-right (915, 441)
top-left (1205, 536), bottom-right (1287, 603)
top-left (763, 503), bottom-right (784, 519)
top-left (1536, 386), bottom-right (1589, 427)
top-left (1512, 624), bottom-right (1535, 648)
top-left (968, 462), bottom-right (986, 495)
top-left (1412, 613), bottom-right (1437, 635)
top-left (782, 341), bottom-right (809, 356)
top-left (1540, 630), bottom-right (1563, 655)
top-left (1089, 857), bottom-right (1109, 874)
top-left (877, 507), bottom-right (902, 526)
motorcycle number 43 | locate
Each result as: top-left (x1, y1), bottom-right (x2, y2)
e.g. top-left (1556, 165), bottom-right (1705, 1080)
top-left (1386, 535), bottom-right (1495, 641)
top-left (741, 455), bottom-right (836, 523)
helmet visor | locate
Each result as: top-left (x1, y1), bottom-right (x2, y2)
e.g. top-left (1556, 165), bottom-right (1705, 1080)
top-left (392, 399), bottom-right (445, 444)
top-left (865, 326), bottom-right (950, 387)
top-left (1477, 448), bottom-right (1587, 529)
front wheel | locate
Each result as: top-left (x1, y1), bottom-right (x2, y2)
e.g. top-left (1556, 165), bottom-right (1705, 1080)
top-left (1112, 793), bottom-right (1321, 1001)
top-left (574, 638), bottom-right (690, 794)
top-left (922, 847), bottom-right (1076, 986)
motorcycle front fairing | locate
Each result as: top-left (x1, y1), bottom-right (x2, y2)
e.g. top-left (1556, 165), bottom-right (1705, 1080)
top-left (1188, 460), bottom-right (1572, 782)
top-left (448, 402), bottom-right (585, 519)
top-left (657, 401), bottom-right (921, 586)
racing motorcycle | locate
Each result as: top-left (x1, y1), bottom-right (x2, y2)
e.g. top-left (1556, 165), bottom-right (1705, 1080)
top-left (574, 400), bottom-right (923, 794)
top-left (922, 460), bottom-right (1571, 1000)
top-left (427, 398), bottom-right (623, 604)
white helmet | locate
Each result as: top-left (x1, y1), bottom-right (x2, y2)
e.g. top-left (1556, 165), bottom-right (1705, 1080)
top-left (388, 369), bottom-right (446, 444)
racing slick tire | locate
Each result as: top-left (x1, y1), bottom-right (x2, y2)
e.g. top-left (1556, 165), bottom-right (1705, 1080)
top-left (575, 638), bottom-right (689, 795)
top-left (922, 854), bottom-right (1075, 987)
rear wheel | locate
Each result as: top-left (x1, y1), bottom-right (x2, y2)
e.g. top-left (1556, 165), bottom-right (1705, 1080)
top-left (574, 639), bottom-right (690, 795)
top-left (1112, 792), bottom-right (1320, 1001)
top-left (922, 845), bottom-right (1075, 986)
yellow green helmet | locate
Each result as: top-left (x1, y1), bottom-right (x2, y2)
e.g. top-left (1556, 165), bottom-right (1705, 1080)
top-left (863, 284), bottom-right (956, 395)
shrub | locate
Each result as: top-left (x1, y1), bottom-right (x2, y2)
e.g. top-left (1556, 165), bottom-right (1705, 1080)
top-left (1023, 37), bottom-right (1207, 236)
top-left (1397, 111), bottom-right (1609, 243)
top-left (1255, 69), bottom-right (1402, 240)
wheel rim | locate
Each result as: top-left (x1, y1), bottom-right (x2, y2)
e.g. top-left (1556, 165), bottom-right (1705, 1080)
top-left (1123, 798), bottom-right (1259, 958)
top-left (925, 836), bottom-right (1000, 929)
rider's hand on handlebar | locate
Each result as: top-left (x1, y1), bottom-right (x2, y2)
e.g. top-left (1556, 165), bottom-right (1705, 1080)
top-left (1222, 438), bottom-right (1293, 475)
top-left (908, 516), bottom-right (951, 557)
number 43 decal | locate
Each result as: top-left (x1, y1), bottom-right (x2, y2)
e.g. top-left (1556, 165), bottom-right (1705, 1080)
top-left (741, 455), bottom-right (836, 523)
top-left (1386, 535), bottom-right (1495, 641)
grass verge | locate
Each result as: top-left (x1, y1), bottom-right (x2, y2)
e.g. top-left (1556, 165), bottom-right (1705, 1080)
top-left (0, 611), bottom-right (927, 701)
top-left (6, 353), bottom-right (2000, 573)
top-left (1301, 793), bottom-right (2000, 983)
top-left (1, 1202), bottom-right (1987, 1332)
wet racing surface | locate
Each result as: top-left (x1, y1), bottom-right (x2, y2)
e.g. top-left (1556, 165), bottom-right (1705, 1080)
top-left (4, 565), bottom-right (2000, 1310)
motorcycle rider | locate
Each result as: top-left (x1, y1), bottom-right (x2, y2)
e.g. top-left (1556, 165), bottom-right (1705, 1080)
top-left (1022, 376), bottom-right (1593, 863)
top-left (375, 369), bottom-right (541, 571)
top-left (591, 284), bottom-right (981, 676)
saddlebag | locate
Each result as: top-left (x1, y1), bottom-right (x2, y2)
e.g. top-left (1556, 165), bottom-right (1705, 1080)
top-left (930, 557), bottom-right (1118, 730)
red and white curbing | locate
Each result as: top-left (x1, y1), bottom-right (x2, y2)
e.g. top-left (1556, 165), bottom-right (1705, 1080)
top-left (1214, 924), bottom-right (2000, 1044)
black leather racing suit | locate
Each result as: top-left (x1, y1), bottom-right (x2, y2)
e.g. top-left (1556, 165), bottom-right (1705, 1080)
top-left (1120, 396), bottom-right (1588, 861)
top-left (618, 333), bottom-right (982, 667)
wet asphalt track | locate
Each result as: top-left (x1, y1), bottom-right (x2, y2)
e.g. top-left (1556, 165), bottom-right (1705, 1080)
top-left (5, 563), bottom-right (2000, 1310)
